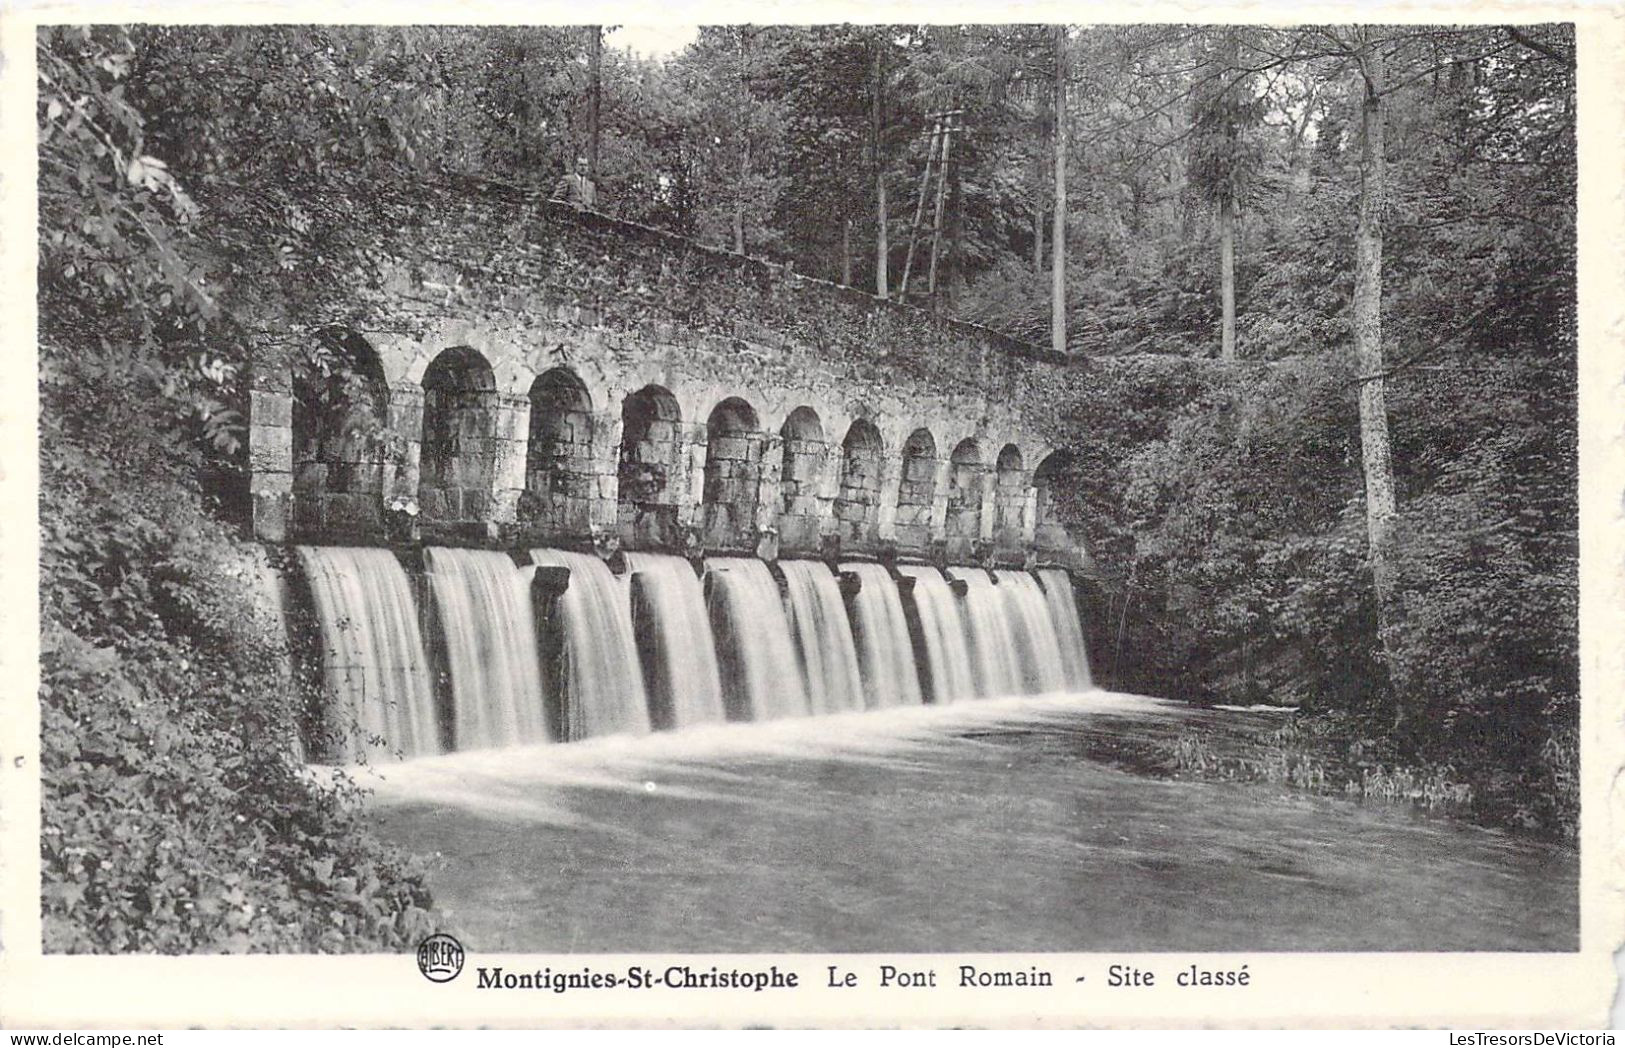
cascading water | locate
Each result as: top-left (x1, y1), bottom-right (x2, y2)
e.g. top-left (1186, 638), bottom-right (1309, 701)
top-left (528, 549), bottom-right (652, 740)
top-left (950, 568), bottom-right (1022, 699)
top-left (424, 547), bottom-right (549, 750)
top-left (1037, 568), bottom-right (1094, 689)
top-left (297, 538), bottom-right (1097, 764)
top-left (296, 546), bottom-right (441, 761)
top-left (993, 569), bottom-right (1068, 694)
top-left (894, 564), bottom-right (978, 705)
top-left (779, 560), bottom-right (865, 715)
top-left (622, 552), bottom-right (726, 730)
top-left (705, 557), bottom-right (811, 721)
top-left (839, 562), bottom-right (924, 709)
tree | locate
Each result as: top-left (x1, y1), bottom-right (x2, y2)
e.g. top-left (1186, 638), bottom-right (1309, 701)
top-left (1052, 23), bottom-right (1068, 356)
top-left (1188, 28), bottom-right (1264, 361)
top-left (665, 27), bottom-right (788, 256)
top-left (873, 35), bottom-right (890, 297)
top-left (1345, 28), bottom-right (1408, 723)
top-left (38, 24), bottom-right (445, 951)
top-left (587, 25), bottom-right (602, 184)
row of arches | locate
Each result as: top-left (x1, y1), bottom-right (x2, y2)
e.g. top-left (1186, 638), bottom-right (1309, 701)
top-left (291, 339), bottom-right (1075, 550)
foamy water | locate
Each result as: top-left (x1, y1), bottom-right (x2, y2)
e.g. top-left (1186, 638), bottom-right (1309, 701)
top-left (359, 690), bottom-right (1144, 816)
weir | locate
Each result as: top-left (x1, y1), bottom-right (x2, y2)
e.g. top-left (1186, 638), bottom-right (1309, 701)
top-left (895, 564), bottom-right (978, 705)
top-left (950, 568), bottom-right (1024, 699)
top-left (297, 546), bottom-right (441, 760)
top-left (780, 560), bottom-right (866, 716)
top-left (623, 552), bottom-right (727, 731)
top-left (993, 569), bottom-right (1068, 695)
top-left (706, 557), bottom-right (812, 721)
top-left (841, 562), bottom-right (925, 710)
top-left (1038, 567), bottom-right (1094, 690)
top-left (293, 543), bottom-right (1100, 761)
top-left (528, 549), bottom-right (652, 740)
top-left (424, 547), bottom-right (549, 750)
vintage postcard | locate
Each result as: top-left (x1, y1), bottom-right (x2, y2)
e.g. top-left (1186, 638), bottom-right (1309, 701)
top-left (0, 0), bottom-right (1620, 1030)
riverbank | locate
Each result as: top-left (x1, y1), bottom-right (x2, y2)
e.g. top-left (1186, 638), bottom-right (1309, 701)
top-left (1152, 705), bottom-right (1579, 843)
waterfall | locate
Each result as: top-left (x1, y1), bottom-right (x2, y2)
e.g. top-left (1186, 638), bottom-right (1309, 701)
top-left (894, 564), bottom-right (978, 705)
top-left (950, 568), bottom-right (1022, 699)
top-left (705, 557), bottom-right (811, 721)
top-left (839, 562), bottom-right (924, 709)
top-left (529, 549), bottom-right (652, 740)
top-left (622, 552), bottom-right (726, 730)
top-left (994, 569), bottom-right (1068, 694)
top-left (779, 560), bottom-right (866, 715)
top-left (296, 546), bottom-right (440, 761)
top-left (424, 547), bottom-right (549, 750)
top-left (1037, 568), bottom-right (1094, 689)
top-left (295, 540), bottom-right (1096, 763)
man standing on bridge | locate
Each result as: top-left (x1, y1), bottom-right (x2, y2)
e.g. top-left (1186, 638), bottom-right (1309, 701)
top-left (551, 155), bottom-right (597, 210)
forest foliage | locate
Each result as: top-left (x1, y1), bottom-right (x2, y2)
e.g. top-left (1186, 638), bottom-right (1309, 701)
top-left (37, 20), bottom-right (1578, 950)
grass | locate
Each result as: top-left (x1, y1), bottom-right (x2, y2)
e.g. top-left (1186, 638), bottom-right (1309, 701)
top-left (1158, 703), bottom-right (1579, 843)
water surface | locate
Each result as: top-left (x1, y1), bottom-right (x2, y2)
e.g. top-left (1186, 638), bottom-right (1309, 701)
top-left (364, 693), bottom-right (1577, 953)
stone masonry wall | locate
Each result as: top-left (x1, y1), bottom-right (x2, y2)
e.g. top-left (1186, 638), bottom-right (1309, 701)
top-left (248, 176), bottom-right (1092, 569)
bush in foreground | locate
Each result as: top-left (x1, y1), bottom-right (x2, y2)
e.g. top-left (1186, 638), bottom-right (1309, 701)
top-left (40, 364), bottom-right (438, 953)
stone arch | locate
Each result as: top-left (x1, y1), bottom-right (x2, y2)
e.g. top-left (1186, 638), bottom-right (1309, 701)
top-left (418, 346), bottom-right (499, 528)
top-left (1032, 450), bottom-right (1079, 552)
top-left (618, 384), bottom-right (685, 545)
top-left (994, 443), bottom-right (1027, 544)
top-left (702, 396), bottom-right (766, 548)
top-left (834, 419), bottom-right (885, 545)
top-left (291, 329), bottom-right (391, 538)
top-left (894, 427), bottom-right (938, 550)
top-left (523, 366), bottom-right (595, 534)
top-left (781, 405), bottom-right (823, 440)
top-left (946, 438), bottom-right (985, 548)
top-left (778, 406), bottom-right (827, 550)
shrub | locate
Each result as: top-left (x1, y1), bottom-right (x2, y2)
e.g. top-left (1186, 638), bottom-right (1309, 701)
top-left (40, 359), bottom-right (439, 953)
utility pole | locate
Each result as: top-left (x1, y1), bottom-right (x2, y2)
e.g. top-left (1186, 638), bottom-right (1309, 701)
top-left (899, 117), bottom-right (943, 298)
top-left (926, 108), bottom-right (956, 301)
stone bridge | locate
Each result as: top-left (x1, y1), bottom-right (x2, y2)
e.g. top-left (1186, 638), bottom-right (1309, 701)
top-left (247, 177), bottom-right (1090, 570)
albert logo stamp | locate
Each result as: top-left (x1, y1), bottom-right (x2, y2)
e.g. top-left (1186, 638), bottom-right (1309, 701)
top-left (416, 933), bottom-right (465, 983)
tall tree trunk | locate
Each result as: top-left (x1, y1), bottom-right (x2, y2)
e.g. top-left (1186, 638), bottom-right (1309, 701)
top-left (1218, 28), bottom-right (1239, 362)
top-left (841, 217), bottom-right (853, 286)
top-left (948, 112), bottom-right (964, 303)
top-left (1033, 195), bottom-right (1045, 278)
top-left (1051, 24), bottom-right (1068, 356)
top-left (1219, 195), bottom-right (1236, 360)
top-left (734, 29), bottom-right (750, 254)
top-left (1033, 52), bottom-right (1049, 280)
top-left (733, 173), bottom-right (746, 254)
top-left (873, 42), bottom-right (889, 298)
top-left (587, 26), bottom-right (601, 185)
top-left (1352, 39), bottom-right (1407, 723)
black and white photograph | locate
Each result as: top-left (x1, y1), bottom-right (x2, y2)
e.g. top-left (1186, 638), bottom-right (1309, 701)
top-left (8, 2), bottom-right (1620, 1029)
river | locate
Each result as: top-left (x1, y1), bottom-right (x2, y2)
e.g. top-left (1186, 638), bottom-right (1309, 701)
top-left (363, 692), bottom-right (1577, 953)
